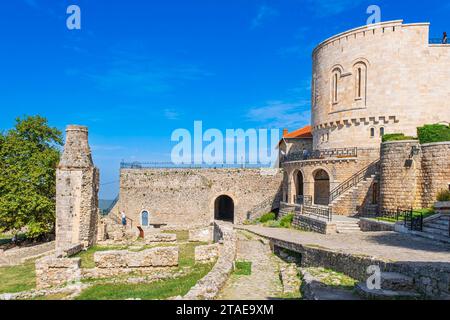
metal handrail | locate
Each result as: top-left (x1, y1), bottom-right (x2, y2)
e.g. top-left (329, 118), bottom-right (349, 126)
top-left (120, 161), bottom-right (270, 169)
top-left (329, 159), bottom-right (380, 202)
top-left (101, 196), bottom-right (119, 215)
top-left (302, 204), bottom-right (333, 222)
top-left (282, 147), bottom-right (358, 163)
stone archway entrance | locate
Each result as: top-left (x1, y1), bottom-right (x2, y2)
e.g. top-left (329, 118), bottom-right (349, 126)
top-left (314, 169), bottom-right (330, 206)
top-left (296, 171), bottom-right (304, 199)
top-left (214, 195), bottom-right (234, 223)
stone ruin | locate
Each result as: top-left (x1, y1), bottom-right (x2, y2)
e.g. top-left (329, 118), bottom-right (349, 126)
top-left (55, 125), bottom-right (99, 252)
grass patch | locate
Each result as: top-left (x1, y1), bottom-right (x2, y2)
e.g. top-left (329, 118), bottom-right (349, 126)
top-left (233, 261), bottom-right (252, 276)
top-left (163, 230), bottom-right (189, 242)
top-left (32, 292), bottom-right (72, 300)
top-left (75, 262), bottom-right (214, 300)
top-left (371, 208), bottom-right (436, 223)
top-left (306, 268), bottom-right (357, 290)
top-left (0, 259), bottom-right (36, 294)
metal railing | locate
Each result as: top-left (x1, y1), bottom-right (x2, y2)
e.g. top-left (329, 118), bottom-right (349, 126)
top-left (403, 208), bottom-right (423, 232)
top-left (109, 212), bottom-right (134, 230)
top-left (101, 196), bottom-right (119, 215)
top-left (120, 161), bottom-right (270, 169)
top-left (302, 205), bottom-right (333, 222)
top-left (282, 147), bottom-right (358, 163)
top-left (296, 195), bottom-right (313, 206)
top-left (360, 207), bottom-right (407, 222)
top-left (430, 38), bottom-right (448, 44)
top-left (329, 159), bottom-right (380, 203)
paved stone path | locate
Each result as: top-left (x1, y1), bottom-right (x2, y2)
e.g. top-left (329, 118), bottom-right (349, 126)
top-left (217, 231), bottom-right (283, 300)
top-left (238, 226), bottom-right (450, 264)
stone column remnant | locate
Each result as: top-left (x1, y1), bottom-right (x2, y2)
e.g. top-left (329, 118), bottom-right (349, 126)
top-left (55, 125), bottom-right (99, 252)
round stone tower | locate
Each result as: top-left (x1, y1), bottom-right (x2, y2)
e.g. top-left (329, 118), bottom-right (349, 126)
top-left (311, 20), bottom-right (450, 151)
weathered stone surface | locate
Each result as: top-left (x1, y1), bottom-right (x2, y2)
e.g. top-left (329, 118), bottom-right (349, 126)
top-left (118, 169), bottom-right (283, 228)
top-left (35, 256), bottom-right (81, 290)
top-left (195, 244), bottom-right (219, 263)
top-left (380, 141), bottom-right (450, 211)
top-left (293, 214), bottom-right (336, 234)
top-left (359, 218), bottom-right (395, 232)
top-left (189, 227), bottom-right (213, 242)
top-left (183, 222), bottom-right (237, 300)
top-left (279, 263), bottom-right (301, 295)
top-left (0, 241), bottom-right (55, 267)
top-left (94, 247), bottom-right (178, 268)
top-left (56, 125), bottom-right (99, 251)
top-left (144, 233), bottom-right (176, 244)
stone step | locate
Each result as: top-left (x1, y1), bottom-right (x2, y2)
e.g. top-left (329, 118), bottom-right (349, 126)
top-left (409, 230), bottom-right (450, 244)
top-left (422, 227), bottom-right (450, 237)
top-left (380, 272), bottom-right (415, 291)
top-left (425, 222), bottom-right (449, 230)
top-left (355, 283), bottom-right (421, 300)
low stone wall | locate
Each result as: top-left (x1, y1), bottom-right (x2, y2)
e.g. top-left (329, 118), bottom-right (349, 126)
top-left (94, 247), bottom-right (178, 268)
top-left (359, 218), bottom-right (395, 232)
top-left (183, 222), bottom-right (237, 300)
top-left (35, 256), bottom-right (82, 290)
top-left (195, 244), bottom-right (219, 263)
top-left (189, 226), bottom-right (213, 242)
top-left (435, 202), bottom-right (450, 215)
top-left (293, 214), bottom-right (336, 234)
top-left (271, 238), bottom-right (450, 298)
top-left (279, 263), bottom-right (301, 295)
top-left (0, 241), bottom-right (55, 266)
top-left (144, 233), bottom-right (177, 244)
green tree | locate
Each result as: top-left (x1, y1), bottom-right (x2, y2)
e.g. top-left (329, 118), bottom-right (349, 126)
top-left (0, 116), bottom-right (63, 239)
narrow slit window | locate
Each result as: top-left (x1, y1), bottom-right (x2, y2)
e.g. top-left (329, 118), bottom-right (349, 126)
top-left (380, 127), bottom-right (385, 137)
top-left (370, 128), bottom-right (375, 137)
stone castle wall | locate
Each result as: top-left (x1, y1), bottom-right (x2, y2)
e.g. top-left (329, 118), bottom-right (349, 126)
top-left (118, 168), bottom-right (283, 228)
top-left (312, 20), bottom-right (450, 150)
top-left (56, 126), bottom-right (99, 251)
top-left (380, 141), bottom-right (450, 210)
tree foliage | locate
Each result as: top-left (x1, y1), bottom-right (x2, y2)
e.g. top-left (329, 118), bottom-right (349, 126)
top-left (0, 116), bottom-right (62, 238)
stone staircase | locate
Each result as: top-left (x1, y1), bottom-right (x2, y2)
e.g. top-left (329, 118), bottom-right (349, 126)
top-left (330, 174), bottom-right (378, 216)
top-left (409, 215), bottom-right (450, 244)
top-left (335, 219), bottom-right (361, 234)
top-left (356, 272), bottom-right (422, 300)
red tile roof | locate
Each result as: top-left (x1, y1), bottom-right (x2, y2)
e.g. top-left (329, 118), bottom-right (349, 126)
top-left (283, 125), bottom-right (313, 139)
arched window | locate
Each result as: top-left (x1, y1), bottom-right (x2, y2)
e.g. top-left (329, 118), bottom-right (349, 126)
top-left (380, 127), bottom-right (385, 137)
top-left (331, 68), bottom-right (341, 104)
top-left (141, 211), bottom-right (149, 227)
top-left (353, 62), bottom-right (367, 101)
top-left (370, 127), bottom-right (375, 138)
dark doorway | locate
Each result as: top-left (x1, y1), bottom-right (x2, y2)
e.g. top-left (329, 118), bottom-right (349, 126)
top-left (314, 169), bottom-right (330, 206)
top-left (214, 195), bottom-right (234, 222)
top-left (296, 171), bottom-right (304, 197)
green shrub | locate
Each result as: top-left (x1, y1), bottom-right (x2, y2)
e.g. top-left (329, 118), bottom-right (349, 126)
top-left (417, 124), bottom-right (450, 144)
top-left (437, 190), bottom-right (450, 202)
top-left (382, 133), bottom-right (417, 143)
top-left (258, 212), bottom-right (276, 223)
top-left (279, 213), bottom-right (294, 228)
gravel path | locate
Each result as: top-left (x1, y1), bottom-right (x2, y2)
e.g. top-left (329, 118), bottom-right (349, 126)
top-left (217, 232), bottom-right (283, 300)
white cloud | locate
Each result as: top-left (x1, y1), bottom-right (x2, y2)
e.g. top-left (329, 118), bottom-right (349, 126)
top-left (251, 5), bottom-right (279, 29)
top-left (245, 100), bottom-right (311, 129)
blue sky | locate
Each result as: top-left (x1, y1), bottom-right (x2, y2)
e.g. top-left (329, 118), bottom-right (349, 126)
top-left (0, 0), bottom-right (449, 199)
